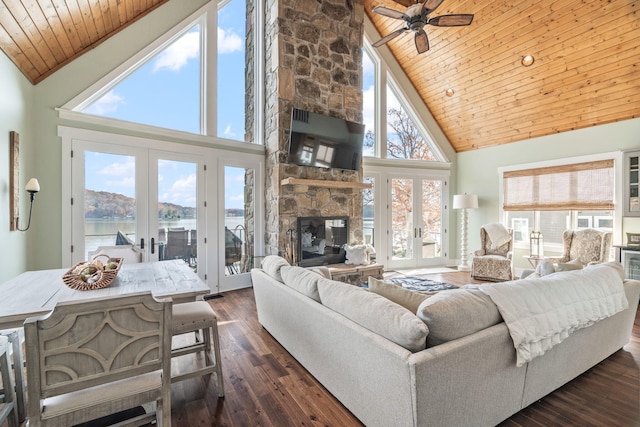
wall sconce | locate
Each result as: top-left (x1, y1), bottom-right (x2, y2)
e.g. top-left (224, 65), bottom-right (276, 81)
top-left (453, 193), bottom-right (479, 272)
top-left (530, 231), bottom-right (544, 258)
top-left (15, 178), bottom-right (40, 231)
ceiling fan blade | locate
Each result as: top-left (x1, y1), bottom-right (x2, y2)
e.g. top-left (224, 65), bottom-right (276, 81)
top-left (372, 27), bottom-right (408, 47)
top-left (428, 14), bottom-right (474, 27)
top-left (422, 0), bottom-right (445, 14)
top-left (372, 6), bottom-right (408, 21)
top-left (415, 30), bottom-right (430, 54)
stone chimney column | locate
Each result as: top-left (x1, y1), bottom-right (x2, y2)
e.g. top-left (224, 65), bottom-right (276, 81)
top-left (263, 0), bottom-right (365, 259)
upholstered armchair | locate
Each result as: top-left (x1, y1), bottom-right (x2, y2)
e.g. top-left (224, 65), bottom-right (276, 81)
top-left (471, 224), bottom-right (514, 282)
top-left (548, 228), bottom-right (612, 266)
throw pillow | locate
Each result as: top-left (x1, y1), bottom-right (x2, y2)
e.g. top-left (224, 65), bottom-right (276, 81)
top-left (344, 244), bottom-right (369, 265)
top-left (555, 259), bottom-right (583, 272)
top-left (416, 288), bottom-right (502, 347)
top-left (307, 266), bottom-right (331, 279)
top-left (368, 277), bottom-right (431, 314)
top-left (318, 278), bottom-right (428, 352)
top-left (280, 266), bottom-right (322, 302)
top-left (535, 258), bottom-right (555, 276)
top-left (261, 255), bottom-right (290, 282)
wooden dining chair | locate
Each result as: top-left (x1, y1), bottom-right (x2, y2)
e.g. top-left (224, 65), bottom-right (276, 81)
top-left (0, 329), bottom-right (26, 423)
top-left (0, 335), bottom-right (19, 427)
top-left (24, 292), bottom-right (172, 427)
top-left (171, 301), bottom-right (224, 397)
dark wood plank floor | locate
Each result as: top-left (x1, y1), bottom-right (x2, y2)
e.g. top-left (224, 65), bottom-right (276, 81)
top-left (171, 271), bottom-right (640, 426)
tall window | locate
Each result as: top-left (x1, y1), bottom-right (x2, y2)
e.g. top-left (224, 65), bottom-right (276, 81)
top-left (362, 49), bottom-right (376, 157)
top-left (503, 159), bottom-right (615, 246)
top-left (217, 0), bottom-right (249, 141)
top-left (73, 2), bottom-right (255, 143)
top-left (361, 44), bottom-right (441, 162)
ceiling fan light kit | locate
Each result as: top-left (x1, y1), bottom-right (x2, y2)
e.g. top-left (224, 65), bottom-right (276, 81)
top-left (372, 0), bottom-right (473, 54)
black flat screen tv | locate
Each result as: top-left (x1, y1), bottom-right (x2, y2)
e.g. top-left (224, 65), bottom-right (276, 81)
top-left (287, 108), bottom-right (365, 171)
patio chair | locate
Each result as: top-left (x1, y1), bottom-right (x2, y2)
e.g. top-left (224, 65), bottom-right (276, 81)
top-left (24, 292), bottom-right (172, 426)
top-left (471, 224), bottom-right (514, 282)
top-left (164, 229), bottom-right (190, 261)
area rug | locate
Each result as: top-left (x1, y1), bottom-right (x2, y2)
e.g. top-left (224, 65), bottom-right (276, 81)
top-left (385, 276), bottom-right (458, 292)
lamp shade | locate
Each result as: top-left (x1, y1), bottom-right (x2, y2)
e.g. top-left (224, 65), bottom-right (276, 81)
top-left (25, 178), bottom-right (40, 193)
top-left (453, 194), bottom-right (478, 209)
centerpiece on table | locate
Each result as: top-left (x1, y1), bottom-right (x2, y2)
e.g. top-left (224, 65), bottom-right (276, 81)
top-left (62, 254), bottom-right (123, 290)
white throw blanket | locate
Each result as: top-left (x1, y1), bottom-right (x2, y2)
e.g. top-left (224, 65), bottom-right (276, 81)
top-left (480, 263), bottom-right (628, 367)
top-left (483, 223), bottom-right (511, 250)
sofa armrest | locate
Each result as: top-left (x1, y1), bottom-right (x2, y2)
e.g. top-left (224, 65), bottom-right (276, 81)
top-left (474, 249), bottom-right (486, 256)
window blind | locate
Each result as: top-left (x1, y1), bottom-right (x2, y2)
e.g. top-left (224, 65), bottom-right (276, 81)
top-left (503, 159), bottom-right (614, 211)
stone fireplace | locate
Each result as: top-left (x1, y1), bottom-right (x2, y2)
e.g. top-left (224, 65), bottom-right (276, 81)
top-left (263, 0), bottom-right (366, 262)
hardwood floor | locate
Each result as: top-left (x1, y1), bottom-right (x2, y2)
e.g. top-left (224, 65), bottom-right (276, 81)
top-left (171, 271), bottom-right (640, 426)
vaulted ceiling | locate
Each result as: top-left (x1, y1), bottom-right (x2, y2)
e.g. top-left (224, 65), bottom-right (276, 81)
top-left (0, 0), bottom-right (638, 152)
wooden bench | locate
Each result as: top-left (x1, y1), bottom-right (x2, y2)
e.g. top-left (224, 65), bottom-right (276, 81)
top-left (326, 263), bottom-right (384, 286)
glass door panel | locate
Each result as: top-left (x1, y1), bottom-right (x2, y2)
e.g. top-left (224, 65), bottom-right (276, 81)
top-left (81, 150), bottom-right (142, 262)
top-left (421, 179), bottom-right (442, 259)
top-left (391, 178), bottom-right (413, 261)
top-left (223, 166), bottom-right (255, 276)
top-left (363, 176), bottom-right (375, 246)
top-left (153, 159), bottom-right (198, 269)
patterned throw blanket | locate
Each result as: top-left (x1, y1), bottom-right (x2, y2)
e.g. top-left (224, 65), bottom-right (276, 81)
top-left (385, 276), bottom-right (458, 293)
top-left (479, 263), bottom-right (628, 367)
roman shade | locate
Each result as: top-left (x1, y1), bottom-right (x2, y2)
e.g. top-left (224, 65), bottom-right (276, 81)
top-left (503, 160), bottom-right (614, 211)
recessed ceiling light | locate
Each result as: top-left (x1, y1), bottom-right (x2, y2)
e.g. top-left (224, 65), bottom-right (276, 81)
top-left (521, 55), bottom-right (535, 66)
top-left (445, 88), bottom-right (455, 97)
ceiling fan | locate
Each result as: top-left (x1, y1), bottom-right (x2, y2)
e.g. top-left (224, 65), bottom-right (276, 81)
top-left (371, 0), bottom-right (473, 54)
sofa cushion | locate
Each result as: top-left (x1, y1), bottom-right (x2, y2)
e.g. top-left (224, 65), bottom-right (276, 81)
top-left (368, 277), bottom-right (432, 314)
top-left (307, 266), bottom-right (331, 279)
top-left (417, 288), bottom-right (502, 347)
top-left (280, 266), bottom-right (322, 302)
top-left (261, 255), bottom-right (290, 282)
top-left (318, 278), bottom-right (428, 352)
top-left (555, 259), bottom-right (583, 272)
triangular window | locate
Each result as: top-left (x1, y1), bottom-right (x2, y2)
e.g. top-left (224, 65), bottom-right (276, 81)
top-left (386, 84), bottom-right (437, 161)
top-left (80, 23), bottom-right (202, 134)
top-left (362, 42), bottom-right (443, 162)
top-left (70, 0), bottom-right (253, 143)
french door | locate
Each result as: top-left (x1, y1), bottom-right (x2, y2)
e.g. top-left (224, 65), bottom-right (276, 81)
top-left (68, 139), bottom-right (206, 278)
top-left (62, 127), bottom-right (265, 292)
top-left (387, 175), bottom-right (447, 269)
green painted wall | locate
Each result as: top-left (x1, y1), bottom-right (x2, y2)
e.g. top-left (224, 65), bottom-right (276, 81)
top-left (455, 117), bottom-right (640, 266)
top-left (0, 51), bottom-right (35, 282)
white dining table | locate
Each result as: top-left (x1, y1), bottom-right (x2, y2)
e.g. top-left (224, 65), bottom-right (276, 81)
top-left (0, 259), bottom-right (209, 330)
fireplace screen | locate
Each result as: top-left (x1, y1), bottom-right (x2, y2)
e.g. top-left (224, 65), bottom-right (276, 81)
top-left (297, 216), bottom-right (348, 267)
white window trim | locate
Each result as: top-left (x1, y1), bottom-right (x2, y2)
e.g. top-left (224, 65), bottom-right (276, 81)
top-left (58, 0), bottom-right (264, 146)
top-left (498, 151), bottom-right (624, 248)
top-left (363, 17), bottom-right (451, 165)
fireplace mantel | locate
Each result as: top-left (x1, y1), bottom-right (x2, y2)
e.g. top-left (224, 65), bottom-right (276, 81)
top-left (281, 178), bottom-right (372, 190)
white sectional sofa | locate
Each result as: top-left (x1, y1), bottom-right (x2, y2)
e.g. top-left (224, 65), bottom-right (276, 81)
top-left (251, 256), bottom-right (640, 427)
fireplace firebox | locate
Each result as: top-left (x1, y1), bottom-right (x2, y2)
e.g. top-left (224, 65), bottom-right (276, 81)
top-left (297, 216), bottom-right (348, 267)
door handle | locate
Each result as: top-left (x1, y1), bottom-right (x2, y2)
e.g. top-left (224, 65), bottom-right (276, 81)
top-left (140, 238), bottom-right (144, 250)
top-left (151, 238), bottom-right (155, 254)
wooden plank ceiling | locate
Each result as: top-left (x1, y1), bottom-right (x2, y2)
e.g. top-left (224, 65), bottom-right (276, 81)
top-left (366, 0), bottom-right (639, 152)
top-left (0, 0), bottom-right (638, 152)
top-left (0, 0), bottom-right (167, 84)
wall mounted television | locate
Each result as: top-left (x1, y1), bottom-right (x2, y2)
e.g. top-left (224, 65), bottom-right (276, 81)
top-left (287, 108), bottom-right (365, 171)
